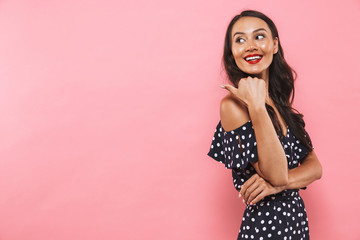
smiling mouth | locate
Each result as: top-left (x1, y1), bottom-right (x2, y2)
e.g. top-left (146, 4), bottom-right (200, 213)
top-left (244, 55), bottom-right (263, 64)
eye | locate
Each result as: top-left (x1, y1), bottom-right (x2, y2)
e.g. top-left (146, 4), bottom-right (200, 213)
top-left (256, 34), bottom-right (265, 40)
top-left (235, 37), bottom-right (245, 43)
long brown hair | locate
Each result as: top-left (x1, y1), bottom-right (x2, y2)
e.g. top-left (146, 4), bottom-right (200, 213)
top-left (222, 10), bottom-right (313, 151)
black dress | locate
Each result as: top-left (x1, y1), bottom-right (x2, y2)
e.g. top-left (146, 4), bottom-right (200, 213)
top-left (207, 120), bottom-right (314, 240)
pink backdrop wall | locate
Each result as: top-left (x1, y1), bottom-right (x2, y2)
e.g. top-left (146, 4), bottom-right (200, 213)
top-left (0, 0), bottom-right (359, 239)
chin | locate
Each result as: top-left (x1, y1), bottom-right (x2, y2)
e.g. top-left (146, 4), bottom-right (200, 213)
top-left (243, 70), bottom-right (263, 77)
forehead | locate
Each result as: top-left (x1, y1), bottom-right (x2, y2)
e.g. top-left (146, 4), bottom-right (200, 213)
top-left (231, 16), bottom-right (270, 37)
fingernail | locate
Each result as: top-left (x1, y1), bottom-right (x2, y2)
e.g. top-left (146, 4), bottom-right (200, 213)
top-left (239, 193), bottom-right (241, 197)
top-left (250, 202), bottom-right (254, 205)
top-left (219, 85), bottom-right (225, 88)
top-left (242, 199), bottom-right (245, 203)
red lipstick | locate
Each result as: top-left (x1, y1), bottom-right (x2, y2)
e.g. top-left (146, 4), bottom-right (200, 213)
top-left (244, 54), bottom-right (263, 64)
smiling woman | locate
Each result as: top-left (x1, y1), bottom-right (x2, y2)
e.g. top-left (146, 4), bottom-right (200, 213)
top-left (207, 10), bottom-right (322, 240)
top-left (231, 20), bottom-right (278, 78)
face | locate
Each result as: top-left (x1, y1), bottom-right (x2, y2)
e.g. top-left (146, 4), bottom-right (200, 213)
top-left (231, 16), bottom-right (278, 79)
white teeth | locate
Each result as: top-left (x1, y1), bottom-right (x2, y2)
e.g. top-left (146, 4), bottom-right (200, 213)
top-left (245, 56), bottom-right (262, 61)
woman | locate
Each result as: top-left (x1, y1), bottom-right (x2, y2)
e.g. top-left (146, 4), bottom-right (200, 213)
top-left (207, 10), bottom-right (322, 240)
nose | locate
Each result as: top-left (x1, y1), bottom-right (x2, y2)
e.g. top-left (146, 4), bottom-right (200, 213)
top-left (245, 39), bottom-right (258, 52)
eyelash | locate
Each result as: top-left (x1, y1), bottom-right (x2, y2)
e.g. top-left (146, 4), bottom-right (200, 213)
top-left (236, 34), bottom-right (265, 43)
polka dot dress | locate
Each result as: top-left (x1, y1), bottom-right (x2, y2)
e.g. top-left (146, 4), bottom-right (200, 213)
top-left (207, 120), bottom-right (315, 240)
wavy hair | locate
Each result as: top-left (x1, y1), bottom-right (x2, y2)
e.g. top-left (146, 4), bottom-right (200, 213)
top-left (222, 10), bottom-right (313, 151)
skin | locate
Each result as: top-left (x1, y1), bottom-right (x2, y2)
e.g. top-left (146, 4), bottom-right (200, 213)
top-left (231, 16), bottom-right (278, 91)
top-left (219, 16), bottom-right (322, 205)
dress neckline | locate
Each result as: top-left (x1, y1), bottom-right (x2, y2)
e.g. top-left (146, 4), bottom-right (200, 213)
top-left (278, 125), bottom-right (290, 140)
top-left (220, 119), bottom-right (290, 141)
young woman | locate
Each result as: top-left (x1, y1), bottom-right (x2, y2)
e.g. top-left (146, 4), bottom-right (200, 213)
top-left (207, 10), bottom-right (322, 240)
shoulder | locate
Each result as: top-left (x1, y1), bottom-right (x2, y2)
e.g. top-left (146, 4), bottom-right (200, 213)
top-left (220, 93), bottom-right (250, 132)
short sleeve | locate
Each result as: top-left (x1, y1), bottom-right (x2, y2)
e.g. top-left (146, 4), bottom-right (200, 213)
top-left (292, 128), bottom-right (315, 191)
top-left (207, 120), bottom-right (258, 170)
top-left (295, 128), bottom-right (315, 164)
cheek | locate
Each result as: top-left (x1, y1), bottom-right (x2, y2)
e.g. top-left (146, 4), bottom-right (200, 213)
top-left (259, 42), bottom-right (269, 50)
top-left (232, 47), bottom-right (243, 59)
top-left (260, 42), bottom-right (274, 54)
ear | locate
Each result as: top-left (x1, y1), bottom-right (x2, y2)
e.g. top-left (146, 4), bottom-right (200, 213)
top-left (273, 37), bottom-right (279, 54)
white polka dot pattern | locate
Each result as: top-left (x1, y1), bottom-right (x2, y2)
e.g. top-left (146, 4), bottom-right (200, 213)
top-left (208, 120), bottom-right (314, 191)
top-left (237, 190), bottom-right (310, 240)
top-left (207, 119), bottom-right (315, 240)
top-left (207, 120), bottom-right (258, 170)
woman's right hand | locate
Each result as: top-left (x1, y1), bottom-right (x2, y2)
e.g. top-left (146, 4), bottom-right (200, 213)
top-left (220, 76), bottom-right (268, 109)
top-left (239, 173), bottom-right (286, 205)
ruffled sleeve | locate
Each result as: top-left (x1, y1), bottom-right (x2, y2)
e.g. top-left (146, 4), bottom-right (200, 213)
top-left (296, 145), bottom-right (314, 164)
top-left (207, 120), bottom-right (258, 169)
top-left (293, 128), bottom-right (315, 164)
top-left (289, 128), bottom-right (315, 191)
top-left (296, 139), bottom-right (313, 191)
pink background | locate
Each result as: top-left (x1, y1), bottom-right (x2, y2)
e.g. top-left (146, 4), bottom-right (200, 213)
top-left (0, 0), bottom-right (359, 239)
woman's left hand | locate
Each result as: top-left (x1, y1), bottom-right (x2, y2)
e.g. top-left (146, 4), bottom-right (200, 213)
top-left (239, 173), bottom-right (286, 205)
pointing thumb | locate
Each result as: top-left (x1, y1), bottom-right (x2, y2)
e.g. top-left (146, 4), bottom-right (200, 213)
top-left (220, 84), bottom-right (237, 95)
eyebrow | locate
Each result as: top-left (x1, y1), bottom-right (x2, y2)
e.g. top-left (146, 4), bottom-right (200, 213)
top-left (233, 28), bottom-right (267, 37)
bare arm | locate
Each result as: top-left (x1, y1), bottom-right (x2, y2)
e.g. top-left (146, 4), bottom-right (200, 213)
top-left (247, 104), bottom-right (288, 186)
top-left (240, 149), bottom-right (322, 204)
top-left (220, 95), bottom-right (288, 186)
top-left (284, 149), bottom-right (322, 190)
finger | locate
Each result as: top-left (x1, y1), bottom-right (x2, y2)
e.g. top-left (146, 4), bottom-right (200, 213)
top-left (243, 180), bottom-right (260, 203)
top-left (249, 189), bottom-right (269, 205)
top-left (240, 174), bottom-right (259, 198)
top-left (220, 84), bottom-right (237, 95)
top-left (247, 184), bottom-right (265, 204)
top-left (244, 177), bottom-right (265, 202)
top-left (239, 174), bottom-right (256, 197)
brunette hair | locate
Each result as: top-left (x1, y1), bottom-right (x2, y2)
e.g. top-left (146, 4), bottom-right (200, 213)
top-left (222, 10), bottom-right (313, 152)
